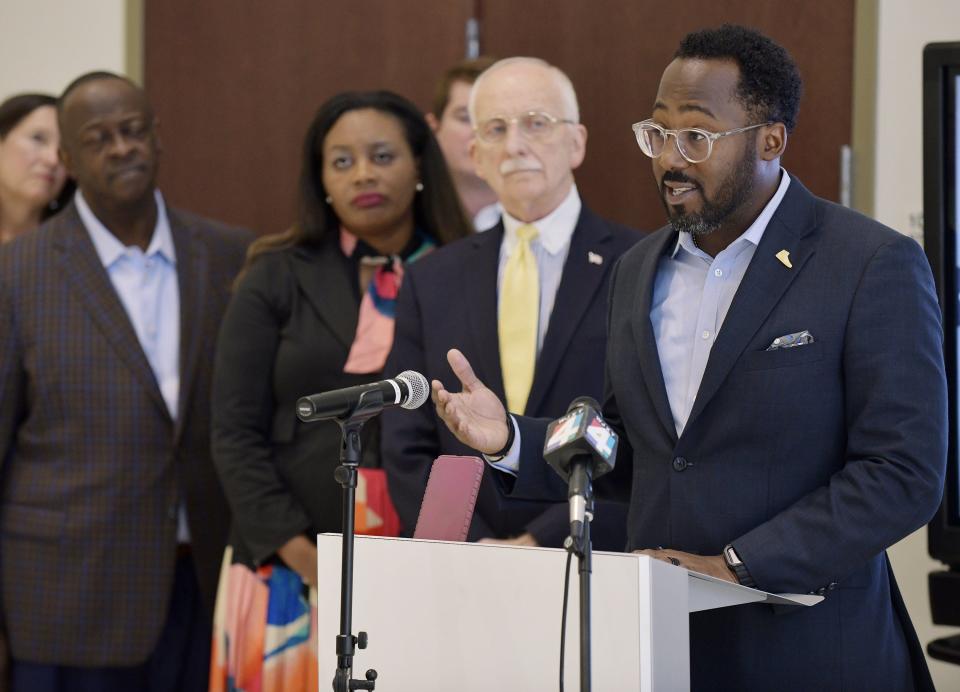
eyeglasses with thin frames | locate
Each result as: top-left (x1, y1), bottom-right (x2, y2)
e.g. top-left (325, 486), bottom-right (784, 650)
top-left (631, 119), bottom-right (771, 164)
top-left (475, 111), bottom-right (576, 144)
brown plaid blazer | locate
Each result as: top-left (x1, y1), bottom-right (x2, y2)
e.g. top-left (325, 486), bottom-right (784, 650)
top-left (0, 201), bottom-right (250, 666)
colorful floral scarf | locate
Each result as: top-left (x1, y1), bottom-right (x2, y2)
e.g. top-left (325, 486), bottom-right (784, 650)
top-left (340, 228), bottom-right (435, 373)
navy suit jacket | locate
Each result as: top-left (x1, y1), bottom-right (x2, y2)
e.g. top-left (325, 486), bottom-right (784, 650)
top-left (382, 205), bottom-right (639, 547)
top-left (511, 179), bottom-right (945, 690)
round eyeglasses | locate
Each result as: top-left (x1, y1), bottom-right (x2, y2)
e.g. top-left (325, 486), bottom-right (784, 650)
top-left (631, 119), bottom-right (771, 164)
top-left (475, 111), bottom-right (576, 144)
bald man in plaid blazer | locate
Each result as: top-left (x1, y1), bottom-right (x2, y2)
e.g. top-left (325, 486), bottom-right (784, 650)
top-left (0, 73), bottom-right (250, 691)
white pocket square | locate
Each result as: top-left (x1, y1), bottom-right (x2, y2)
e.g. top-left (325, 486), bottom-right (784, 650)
top-left (766, 330), bottom-right (814, 351)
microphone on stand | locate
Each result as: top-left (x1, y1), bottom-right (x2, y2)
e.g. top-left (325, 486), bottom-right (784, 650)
top-left (299, 370), bottom-right (429, 692)
top-left (296, 370), bottom-right (430, 423)
top-left (543, 396), bottom-right (618, 548)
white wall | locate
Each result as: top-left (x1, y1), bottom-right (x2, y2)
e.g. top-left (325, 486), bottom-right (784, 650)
top-left (874, 1), bottom-right (960, 689)
top-left (873, 0), bottom-right (960, 242)
top-left (0, 0), bottom-right (131, 101)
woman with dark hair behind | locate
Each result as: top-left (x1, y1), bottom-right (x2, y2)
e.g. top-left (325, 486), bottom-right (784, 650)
top-left (209, 90), bottom-right (472, 691)
top-left (0, 93), bottom-right (72, 243)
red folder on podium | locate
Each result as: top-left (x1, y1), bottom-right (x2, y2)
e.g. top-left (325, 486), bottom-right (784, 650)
top-left (413, 455), bottom-right (484, 541)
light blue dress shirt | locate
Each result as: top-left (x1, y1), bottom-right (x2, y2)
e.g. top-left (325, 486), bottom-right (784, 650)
top-left (75, 189), bottom-right (189, 541)
top-left (491, 171), bottom-right (791, 471)
top-left (653, 170), bottom-right (791, 435)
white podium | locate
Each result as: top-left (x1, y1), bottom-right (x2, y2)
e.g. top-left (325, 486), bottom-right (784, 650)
top-left (316, 534), bottom-right (819, 691)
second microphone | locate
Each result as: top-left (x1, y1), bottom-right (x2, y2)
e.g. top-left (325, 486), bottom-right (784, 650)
top-left (296, 370), bottom-right (430, 423)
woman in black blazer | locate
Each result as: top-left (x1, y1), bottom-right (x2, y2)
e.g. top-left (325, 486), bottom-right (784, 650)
top-left (209, 91), bottom-right (472, 690)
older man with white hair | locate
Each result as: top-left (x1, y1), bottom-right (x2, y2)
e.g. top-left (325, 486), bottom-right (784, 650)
top-left (381, 57), bottom-right (641, 548)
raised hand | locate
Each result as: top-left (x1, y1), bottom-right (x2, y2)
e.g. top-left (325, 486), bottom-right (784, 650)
top-left (432, 348), bottom-right (510, 454)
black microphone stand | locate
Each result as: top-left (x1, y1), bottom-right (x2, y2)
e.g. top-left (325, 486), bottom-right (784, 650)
top-left (545, 398), bottom-right (615, 692)
top-left (331, 390), bottom-right (382, 692)
top-left (564, 469), bottom-right (594, 692)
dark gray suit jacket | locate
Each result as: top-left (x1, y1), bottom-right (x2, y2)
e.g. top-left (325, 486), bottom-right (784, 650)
top-left (511, 179), bottom-right (945, 690)
top-left (0, 202), bottom-right (250, 666)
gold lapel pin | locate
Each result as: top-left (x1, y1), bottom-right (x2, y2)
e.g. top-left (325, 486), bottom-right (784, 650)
top-left (776, 249), bottom-right (792, 269)
top-left (587, 251), bottom-right (603, 265)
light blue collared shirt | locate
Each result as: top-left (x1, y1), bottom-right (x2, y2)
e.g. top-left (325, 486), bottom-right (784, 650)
top-left (76, 189), bottom-right (188, 541)
top-left (498, 184), bottom-right (581, 356)
top-left (490, 170), bottom-right (791, 472)
top-left (652, 170), bottom-right (791, 435)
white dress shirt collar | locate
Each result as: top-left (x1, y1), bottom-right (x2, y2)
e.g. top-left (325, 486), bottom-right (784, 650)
top-left (501, 184), bottom-right (582, 256)
top-left (473, 202), bottom-right (503, 232)
top-left (76, 189), bottom-right (176, 267)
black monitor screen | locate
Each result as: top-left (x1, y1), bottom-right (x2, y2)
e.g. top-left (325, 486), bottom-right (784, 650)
top-left (951, 68), bottom-right (960, 525)
top-left (925, 44), bottom-right (960, 566)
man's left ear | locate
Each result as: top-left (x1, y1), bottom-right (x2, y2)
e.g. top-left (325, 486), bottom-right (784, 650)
top-left (569, 123), bottom-right (588, 170)
top-left (760, 122), bottom-right (787, 161)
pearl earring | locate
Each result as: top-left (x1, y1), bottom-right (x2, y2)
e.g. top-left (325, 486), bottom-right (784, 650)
top-left (415, 182), bottom-right (424, 192)
top-left (325, 195), bottom-right (333, 204)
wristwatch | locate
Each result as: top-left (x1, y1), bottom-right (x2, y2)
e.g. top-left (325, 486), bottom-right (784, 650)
top-left (723, 544), bottom-right (756, 588)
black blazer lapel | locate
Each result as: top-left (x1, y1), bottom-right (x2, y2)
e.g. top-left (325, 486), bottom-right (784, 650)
top-left (686, 179), bottom-right (819, 430)
top-left (289, 239), bottom-right (358, 351)
top-left (631, 228), bottom-right (680, 441)
top-left (170, 211), bottom-right (208, 441)
top-left (526, 207), bottom-right (612, 415)
top-left (463, 225), bottom-right (507, 401)
top-left (55, 205), bottom-right (171, 420)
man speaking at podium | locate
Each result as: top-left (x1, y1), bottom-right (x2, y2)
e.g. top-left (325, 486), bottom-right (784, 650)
top-left (431, 26), bottom-right (946, 691)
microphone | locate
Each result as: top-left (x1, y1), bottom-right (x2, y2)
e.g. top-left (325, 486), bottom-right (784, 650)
top-left (296, 370), bottom-right (429, 423)
top-left (543, 397), bottom-right (618, 549)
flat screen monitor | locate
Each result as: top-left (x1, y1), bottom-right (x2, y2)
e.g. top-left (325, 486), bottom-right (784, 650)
top-left (925, 42), bottom-right (960, 575)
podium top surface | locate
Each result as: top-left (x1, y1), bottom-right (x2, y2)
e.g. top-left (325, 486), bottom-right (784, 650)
top-left (317, 534), bottom-right (822, 610)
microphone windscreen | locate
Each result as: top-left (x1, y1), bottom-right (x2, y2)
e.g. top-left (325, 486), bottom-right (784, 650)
top-left (397, 370), bottom-right (429, 409)
top-left (567, 395), bottom-right (601, 413)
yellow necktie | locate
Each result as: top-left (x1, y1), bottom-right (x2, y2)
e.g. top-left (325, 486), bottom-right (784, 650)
top-left (499, 224), bottom-right (539, 414)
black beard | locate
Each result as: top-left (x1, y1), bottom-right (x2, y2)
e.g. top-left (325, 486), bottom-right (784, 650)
top-left (660, 139), bottom-right (757, 239)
